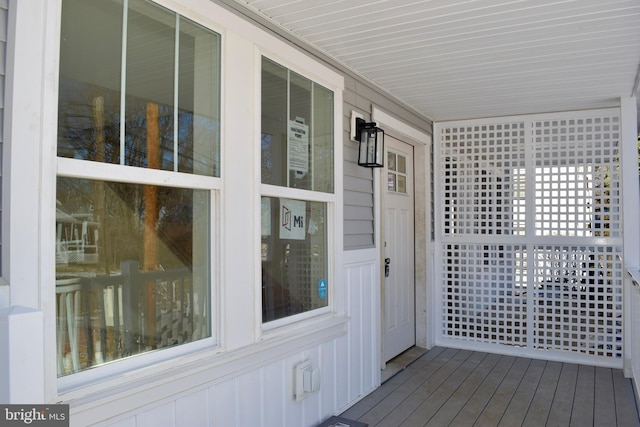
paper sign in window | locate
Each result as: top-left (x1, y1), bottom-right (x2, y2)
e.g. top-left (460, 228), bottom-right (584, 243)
top-left (280, 198), bottom-right (306, 240)
top-left (288, 119), bottom-right (309, 176)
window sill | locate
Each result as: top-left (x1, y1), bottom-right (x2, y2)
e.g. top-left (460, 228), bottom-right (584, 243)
top-left (63, 315), bottom-right (348, 423)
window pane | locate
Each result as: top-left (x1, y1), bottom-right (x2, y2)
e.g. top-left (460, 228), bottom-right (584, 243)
top-left (398, 175), bottom-right (407, 194)
top-left (388, 152), bottom-right (396, 171)
top-left (125, 0), bottom-right (176, 170)
top-left (261, 197), bottom-right (328, 322)
top-left (288, 73), bottom-right (312, 187)
top-left (178, 18), bottom-right (221, 176)
top-left (55, 177), bottom-right (210, 376)
top-left (58, 0), bottom-right (124, 163)
top-left (261, 59), bottom-right (288, 186)
top-left (58, 0), bottom-right (221, 176)
top-left (261, 57), bottom-right (334, 192)
top-left (313, 85), bottom-right (334, 193)
top-left (388, 172), bottom-right (396, 192)
top-left (398, 154), bottom-right (407, 174)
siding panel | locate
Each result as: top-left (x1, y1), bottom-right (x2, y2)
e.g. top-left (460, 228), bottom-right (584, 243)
top-left (238, 372), bottom-right (262, 427)
top-left (176, 390), bottom-right (210, 427)
top-left (210, 380), bottom-right (238, 426)
top-left (0, 0), bottom-right (6, 276)
top-left (137, 402), bottom-right (175, 427)
top-left (342, 220), bottom-right (374, 235)
top-left (106, 418), bottom-right (137, 427)
top-left (343, 190), bottom-right (373, 208)
top-left (262, 361), bottom-right (286, 426)
top-left (344, 206), bottom-right (374, 221)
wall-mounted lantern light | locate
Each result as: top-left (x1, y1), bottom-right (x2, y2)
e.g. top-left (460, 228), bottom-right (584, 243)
top-left (355, 117), bottom-right (385, 168)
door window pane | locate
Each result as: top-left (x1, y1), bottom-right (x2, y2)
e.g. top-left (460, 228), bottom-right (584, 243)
top-left (55, 177), bottom-right (210, 376)
top-left (388, 152), bottom-right (408, 194)
top-left (58, 0), bottom-right (221, 176)
top-left (388, 172), bottom-right (396, 192)
top-left (388, 152), bottom-right (396, 171)
top-left (398, 175), bottom-right (407, 193)
top-left (261, 197), bottom-right (328, 322)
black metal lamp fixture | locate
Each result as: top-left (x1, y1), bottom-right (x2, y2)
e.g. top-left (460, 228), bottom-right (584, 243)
top-left (356, 117), bottom-right (385, 168)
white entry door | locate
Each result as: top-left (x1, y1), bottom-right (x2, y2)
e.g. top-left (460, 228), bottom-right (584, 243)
top-left (382, 136), bottom-right (415, 362)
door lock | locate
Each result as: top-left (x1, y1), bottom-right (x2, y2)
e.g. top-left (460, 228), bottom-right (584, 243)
top-left (384, 258), bottom-right (391, 277)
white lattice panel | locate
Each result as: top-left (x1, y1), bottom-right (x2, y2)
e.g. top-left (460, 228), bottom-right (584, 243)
top-left (532, 245), bottom-right (623, 358)
top-left (438, 110), bottom-right (624, 364)
top-left (443, 244), bottom-right (527, 346)
top-left (441, 122), bottom-right (526, 236)
top-left (533, 116), bottom-right (621, 238)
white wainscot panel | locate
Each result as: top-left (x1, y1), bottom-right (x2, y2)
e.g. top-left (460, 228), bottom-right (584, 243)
top-left (301, 347), bottom-right (322, 426)
top-left (137, 402), bottom-right (175, 427)
top-left (104, 417), bottom-right (136, 427)
top-left (343, 249), bottom-right (380, 408)
top-left (631, 275), bottom-right (640, 401)
top-left (238, 371), bottom-right (262, 426)
top-left (210, 379), bottom-right (238, 426)
top-left (176, 389), bottom-right (210, 427)
top-left (320, 339), bottom-right (337, 413)
top-left (334, 332), bottom-right (350, 410)
top-left (261, 360), bottom-right (286, 425)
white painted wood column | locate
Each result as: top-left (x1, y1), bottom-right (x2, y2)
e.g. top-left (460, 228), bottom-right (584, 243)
top-left (3, 0), bottom-right (60, 401)
top-left (620, 97), bottom-right (639, 378)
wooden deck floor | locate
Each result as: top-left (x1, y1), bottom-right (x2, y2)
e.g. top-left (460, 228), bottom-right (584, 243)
top-left (340, 347), bottom-right (640, 427)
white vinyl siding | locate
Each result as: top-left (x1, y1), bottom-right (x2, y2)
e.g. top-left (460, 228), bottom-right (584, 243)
top-left (0, 0), bottom-right (8, 277)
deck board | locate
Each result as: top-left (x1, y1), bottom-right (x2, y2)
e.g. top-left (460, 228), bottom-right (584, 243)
top-left (594, 366), bottom-right (616, 426)
top-left (571, 365), bottom-right (596, 426)
top-left (473, 357), bottom-right (532, 426)
top-left (398, 351), bottom-right (487, 426)
top-left (450, 354), bottom-right (517, 427)
top-left (340, 347), bottom-right (447, 421)
top-left (612, 370), bottom-right (640, 427)
top-left (498, 358), bottom-right (546, 427)
top-left (425, 352), bottom-right (502, 427)
top-left (341, 347), bottom-right (640, 427)
top-left (358, 348), bottom-right (460, 425)
top-left (369, 349), bottom-right (473, 426)
top-left (546, 362), bottom-right (579, 426)
top-left (521, 361), bottom-right (562, 427)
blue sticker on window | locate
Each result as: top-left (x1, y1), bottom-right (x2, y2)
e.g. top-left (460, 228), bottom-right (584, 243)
top-left (318, 279), bottom-right (327, 299)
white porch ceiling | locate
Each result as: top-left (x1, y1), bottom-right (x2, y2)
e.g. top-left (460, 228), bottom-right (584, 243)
top-left (228, 0), bottom-right (640, 123)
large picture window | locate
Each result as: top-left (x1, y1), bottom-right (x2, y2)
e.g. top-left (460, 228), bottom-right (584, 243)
top-left (261, 57), bottom-right (334, 323)
top-left (56, 0), bottom-right (220, 377)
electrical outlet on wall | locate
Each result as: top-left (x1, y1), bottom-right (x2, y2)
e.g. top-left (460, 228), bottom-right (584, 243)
top-left (294, 360), bottom-right (320, 401)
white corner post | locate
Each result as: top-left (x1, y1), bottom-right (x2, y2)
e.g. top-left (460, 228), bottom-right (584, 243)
top-left (620, 97), bottom-right (639, 378)
top-left (0, 306), bottom-right (45, 403)
top-left (1, 0), bottom-right (59, 403)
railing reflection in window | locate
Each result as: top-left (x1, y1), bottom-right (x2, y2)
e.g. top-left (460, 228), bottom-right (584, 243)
top-left (56, 177), bottom-right (210, 376)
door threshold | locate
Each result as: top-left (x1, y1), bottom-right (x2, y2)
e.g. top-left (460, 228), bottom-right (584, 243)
top-left (381, 346), bottom-right (427, 384)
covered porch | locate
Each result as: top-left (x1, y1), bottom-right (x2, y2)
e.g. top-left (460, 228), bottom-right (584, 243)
top-left (227, 1), bottom-right (640, 419)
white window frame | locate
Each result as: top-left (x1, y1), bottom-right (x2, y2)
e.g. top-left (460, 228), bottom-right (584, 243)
top-left (255, 48), bottom-right (344, 334)
top-left (55, 162), bottom-right (221, 392)
top-left (51, 0), bottom-right (223, 393)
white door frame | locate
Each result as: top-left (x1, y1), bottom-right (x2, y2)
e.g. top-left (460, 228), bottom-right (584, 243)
top-left (372, 107), bottom-right (433, 366)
